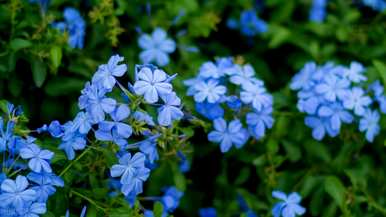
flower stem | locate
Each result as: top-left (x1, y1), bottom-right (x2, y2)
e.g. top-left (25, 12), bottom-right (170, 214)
top-left (59, 146), bottom-right (91, 177)
top-left (70, 189), bottom-right (107, 212)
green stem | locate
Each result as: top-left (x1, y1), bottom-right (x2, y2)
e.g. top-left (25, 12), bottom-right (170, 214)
top-left (70, 189), bottom-right (107, 212)
top-left (59, 146), bottom-right (91, 177)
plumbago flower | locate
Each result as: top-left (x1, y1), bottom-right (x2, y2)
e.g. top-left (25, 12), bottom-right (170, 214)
top-left (309, 0), bottom-right (327, 22)
top-left (185, 57), bottom-right (274, 153)
top-left (227, 9), bottom-right (268, 36)
top-left (52, 7), bottom-right (86, 49)
top-left (272, 191), bottom-right (306, 217)
top-left (0, 102), bottom-right (63, 217)
top-left (291, 61), bottom-right (383, 142)
top-left (138, 28), bottom-right (176, 66)
top-left (38, 55), bottom-right (190, 213)
top-left (143, 186), bottom-right (184, 217)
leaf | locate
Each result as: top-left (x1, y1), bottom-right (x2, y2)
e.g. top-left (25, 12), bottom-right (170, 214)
top-left (31, 59), bottom-right (47, 87)
top-left (50, 46), bottom-right (62, 69)
top-left (324, 176), bottom-right (346, 208)
top-left (153, 202), bottom-right (164, 217)
top-left (373, 60), bottom-right (386, 86)
top-left (10, 38), bottom-right (32, 51)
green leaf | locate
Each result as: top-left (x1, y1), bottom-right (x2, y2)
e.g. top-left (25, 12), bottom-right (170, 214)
top-left (31, 60), bottom-right (47, 87)
top-left (324, 176), bottom-right (346, 208)
top-left (373, 60), bottom-right (386, 86)
top-left (10, 38), bottom-right (32, 51)
top-left (50, 46), bottom-right (62, 69)
top-left (153, 202), bottom-right (164, 217)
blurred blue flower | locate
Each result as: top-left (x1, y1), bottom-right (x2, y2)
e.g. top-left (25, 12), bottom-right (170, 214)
top-left (272, 191), bottom-right (306, 217)
top-left (47, 120), bottom-right (63, 138)
top-left (78, 82), bottom-right (117, 123)
top-left (199, 208), bottom-right (217, 217)
top-left (72, 112), bottom-right (92, 134)
top-left (92, 55), bottom-right (127, 89)
top-left (305, 116), bottom-right (338, 140)
top-left (158, 92), bottom-right (184, 126)
top-left (309, 0), bottom-right (327, 22)
top-left (161, 186), bottom-right (184, 213)
top-left (20, 144), bottom-right (54, 173)
top-left (193, 80), bottom-right (226, 103)
top-left (0, 118), bottom-right (15, 152)
top-left (317, 102), bottom-right (353, 130)
top-left (18, 202), bottom-right (47, 217)
top-left (95, 105), bottom-right (132, 147)
top-left (139, 139), bottom-right (159, 163)
top-left (315, 74), bottom-right (350, 102)
top-left (58, 124), bottom-right (87, 160)
top-left (246, 107), bottom-right (274, 139)
top-left (0, 175), bottom-right (36, 209)
top-left (110, 152), bottom-right (150, 196)
top-left (240, 82), bottom-right (272, 111)
top-left (133, 111), bottom-right (155, 126)
top-left (195, 102), bottom-right (224, 120)
top-left (208, 118), bottom-right (249, 152)
top-left (239, 10), bottom-right (268, 36)
top-left (343, 62), bottom-right (366, 83)
top-left (343, 87), bottom-right (372, 116)
top-left (53, 8), bottom-right (86, 48)
top-left (359, 110), bottom-right (380, 142)
top-left (133, 67), bottom-right (173, 103)
top-left (138, 28), bottom-right (176, 66)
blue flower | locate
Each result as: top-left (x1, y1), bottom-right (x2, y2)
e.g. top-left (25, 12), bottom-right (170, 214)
top-left (343, 87), bottom-right (372, 116)
top-left (133, 111), bottom-right (155, 126)
top-left (138, 28), bottom-right (176, 66)
top-left (0, 175), bottom-right (36, 209)
top-left (58, 123), bottom-right (87, 160)
top-left (309, 0), bottom-right (327, 22)
top-left (208, 118), bottom-right (249, 152)
top-left (53, 8), bottom-right (86, 48)
top-left (290, 62), bottom-right (317, 91)
top-left (239, 10), bottom-right (267, 36)
top-left (240, 82), bottom-right (272, 111)
top-left (92, 55), bottom-right (127, 89)
top-left (72, 112), bottom-right (92, 134)
top-left (193, 80), bottom-right (226, 103)
top-left (195, 102), bottom-right (224, 120)
top-left (359, 110), bottom-right (380, 142)
top-left (47, 120), bottom-right (63, 138)
top-left (133, 67), bottom-right (173, 103)
top-left (78, 82), bottom-right (117, 123)
top-left (305, 116), bottom-right (338, 140)
top-left (226, 96), bottom-right (242, 110)
top-left (230, 64), bottom-right (255, 86)
top-left (139, 139), bottom-right (159, 163)
top-left (343, 62), bottom-right (366, 83)
top-left (317, 102), bottom-right (353, 130)
top-left (27, 172), bottom-right (63, 203)
top-left (246, 107), bottom-right (274, 139)
top-left (17, 202), bottom-right (47, 217)
top-left (19, 144), bottom-right (54, 173)
top-left (199, 208), bottom-right (217, 217)
top-left (0, 118), bottom-right (15, 152)
top-left (161, 186), bottom-right (184, 213)
top-left (158, 92), bottom-right (184, 126)
top-left (272, 191), bottom-right (306, 217)
top-left (110, 152), bottom-right (149, 186)
top-left (177, 151), bottom-right (190, 173)
top-left (315, 74), bottom-right (350, 102)
top-left (120, 166), bottom-right (150, 196)
top-left (95, 105), bottom-right (132, 147)
top-left (198, 62), bottom-right (224, 79)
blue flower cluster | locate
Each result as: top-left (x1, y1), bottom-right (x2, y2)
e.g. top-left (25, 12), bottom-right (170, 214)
top-left (39, 54), bottom-right (185, 206)
top-left (53, 7), bottom-right (86, 49)
top-left (291, 61), bottom-right (384, 142)
top-left (138, 28), bottom-right (176, 67)
top-left (185, 58), bottom-right (274, 152)
top-left (144, 186), bottom-right (184, 217)
top-left (272, 191), bottom-right (306, 217)
top-left (227, 10), bottom-right (268, 36)
top-left (0, 103), bottom-right (63, 217)
top-left (309, 0), bottom-right (327, 22)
